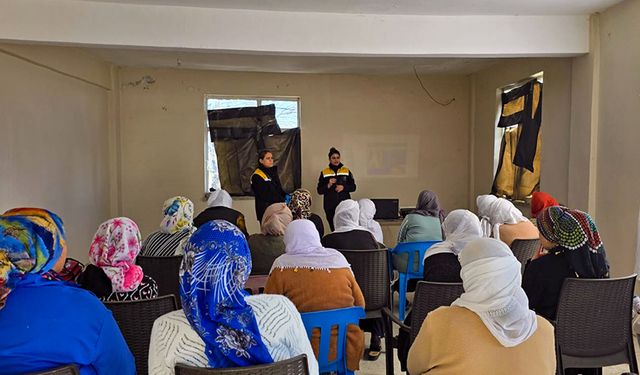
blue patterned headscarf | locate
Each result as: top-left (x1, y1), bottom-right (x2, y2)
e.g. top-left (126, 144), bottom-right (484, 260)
top-left (0, 208), bottom-right (66, 309)
top-left (180, 220), bottom-right (273, 368)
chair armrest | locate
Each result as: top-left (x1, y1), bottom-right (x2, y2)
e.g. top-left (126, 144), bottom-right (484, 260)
top-left (382, 307), bottom-right (410, 334)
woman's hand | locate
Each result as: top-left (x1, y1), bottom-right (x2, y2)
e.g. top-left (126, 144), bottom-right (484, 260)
top-left (335, 185), bottom-right (344, 193)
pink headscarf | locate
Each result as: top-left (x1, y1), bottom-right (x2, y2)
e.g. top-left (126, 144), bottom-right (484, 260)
top-left (89, 217), bottom-right (144, 292)
top-left (261, 203), bottom-right (293, 236)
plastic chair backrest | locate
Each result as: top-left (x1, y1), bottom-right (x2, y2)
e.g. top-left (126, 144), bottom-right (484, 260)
top-left (510, 239), bottom-right (540, 274)
top-left (393, 241), bottom-right (441, 276)
top-left (409, 281), bottom-right (464, 344)
top-left (29, 365), bottom-right (80, 375)
top-left (174, 354), bottom-right (309, 375)
top-left (338, 249), bottom-right (390, 312)
top-left (136, 255), bottom-right (183, 305)
top-left (300, 306), bottom-right (365, 375)
top-left (104, 295), bottom-right (178, 375)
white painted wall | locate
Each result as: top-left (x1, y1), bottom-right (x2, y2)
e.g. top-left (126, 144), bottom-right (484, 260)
top-left (0, 44), bottom-right (113, 262)
top-left (0, 0), bottom-right (589, 57)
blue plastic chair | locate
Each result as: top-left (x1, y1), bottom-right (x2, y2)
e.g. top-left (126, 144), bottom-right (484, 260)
top-left (391, 240), bottom-right (441, 320)
top-left (300, 306), bottom-right (365, 375)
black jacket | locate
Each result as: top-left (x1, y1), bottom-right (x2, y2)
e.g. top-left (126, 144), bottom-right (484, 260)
top-left (316, 163), bottom-right (356, 212)
top-left (251, 165), bottom-right (286, 222)
top-left (193, 206), bottom-right (248, 236)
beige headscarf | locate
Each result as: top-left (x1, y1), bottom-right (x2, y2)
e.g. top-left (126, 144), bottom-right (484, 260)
top-left (261, 203), bottom-right (293, 236)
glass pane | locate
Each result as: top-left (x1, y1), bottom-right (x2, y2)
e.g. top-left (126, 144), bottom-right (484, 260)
top-left (262, 100), bottom-right (299, 129)
top-left (206, 138), bottom-right (221, 191)
top-left (207, 98), bottom-right (257, 110)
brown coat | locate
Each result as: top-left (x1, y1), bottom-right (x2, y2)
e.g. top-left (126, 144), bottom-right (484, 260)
top-left (264, 268), bottom-right (365, 371)
top-left (407, 306), bottom-right (555, 375)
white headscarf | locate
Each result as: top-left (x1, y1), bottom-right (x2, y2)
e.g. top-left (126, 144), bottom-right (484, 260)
top-left (451, 238), bottom-right (537, 347)
top-left (426, 209), bottom-right (483, 260)
top-left (207, 189), bottom-right (232, 208)
top-left (333, 199), bottom-right (368, 234)
top-left (270, 219), bottom-right (351, 273)
top-left (476, 195), bottom-right (529, 238)
top-left (358, 199), bottom-right (384, 243)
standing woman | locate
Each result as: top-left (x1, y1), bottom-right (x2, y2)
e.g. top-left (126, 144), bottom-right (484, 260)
top-left (251, 149), bottom-right (286, 223)
top-left (317, 147), bottom-right (356, 231)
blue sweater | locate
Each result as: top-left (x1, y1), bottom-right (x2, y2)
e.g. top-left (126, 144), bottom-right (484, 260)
top-left (0, 274), bottom-right (135, 375)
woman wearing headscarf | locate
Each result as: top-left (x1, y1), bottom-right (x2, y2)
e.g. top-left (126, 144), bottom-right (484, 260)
top-left (322, 199), bottom-right (380, 250)
top-left (0, 208), bottom-right (135, 374)
top-left (193, 189), bottom-right (248, 235)
top-left (523, 206), bottom-right (609, 321)
top-left (78, 217), bottom-right (159, 302)
top-left (407, 238), bottom-right (555, 375)
top-left (252, 149), bottom-right (287, 223)
top-left (423, 209), bottom-right (483, 282)
top-left (248, 203), bottom-right (293, 275)
top-left (530, 191), bottom-right (559, 219)
top-left (148, 220), bottom-right (317, 375)
top-left (358, 199), bottom-right (384, 244)
top-left (395, 190), bottom-right (445, 273)
top-left (265, 219), bottom-right (365, 371)
top-left (141, 196), bottom-right (196, 256)
top-left (476, 194), bottom-right (539, 247)
top-left (288, 188), bottom-right (324, 237)
top-left (317, 147), bottom-right (356, 231)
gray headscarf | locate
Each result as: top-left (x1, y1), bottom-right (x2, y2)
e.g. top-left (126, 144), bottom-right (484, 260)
top-left (413, 190), bottom-right (446, 223)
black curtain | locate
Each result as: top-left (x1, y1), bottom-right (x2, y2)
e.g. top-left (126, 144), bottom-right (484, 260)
top-left (208, 104), bottom-right (301, 195)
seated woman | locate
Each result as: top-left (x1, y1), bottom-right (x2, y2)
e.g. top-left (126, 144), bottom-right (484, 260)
top-left (78, 217), bottom-right (159, 302)
top-left (407, 238), bottom-right (556, 375)
top-left (530, 191), bottom-right (559, 219)
top-left (322, 199), bottom-right (380, 250)
top-left (358, 198), bottom-right (384, 244)
top-left (395, 190), bottom-right (445, 272)
top-left (265, 219), bottom-right (365, 372)
top-left (523, 206), bottom-right (609, 321)
top-left (248, 203), bottom-right (293, 275)
top-left (423, 209), bottom-right (483, 282)
top-left (141, 196), bottom-right (196, 256)
top-left (148, 220), bottom-right (318, 375)
top-left (476, 194), bottom-right (539, 247)
top-left (288, 188), bottom-right (324, 237)
top-left (0, 208), bottom-right (135, 374)
top-left (193, 189), bottom-right (248, 235)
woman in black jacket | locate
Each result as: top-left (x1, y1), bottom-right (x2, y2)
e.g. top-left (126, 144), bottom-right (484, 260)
top-left (251, 149), bottom-right (286, 222)
top-left (316, 147), bottom-right (356, 231)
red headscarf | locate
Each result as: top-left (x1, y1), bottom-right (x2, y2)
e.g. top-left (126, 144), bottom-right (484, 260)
top-left (530, 192), bottom-right (559, 218)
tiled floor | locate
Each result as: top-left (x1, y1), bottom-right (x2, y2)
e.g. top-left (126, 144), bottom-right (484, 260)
top-left (355, 293), bottom-right (637, 374)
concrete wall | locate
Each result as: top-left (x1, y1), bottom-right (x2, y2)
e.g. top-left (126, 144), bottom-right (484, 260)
top-left (0, 43), bottom-right (113, 262)
top-left (117, 68), bottom-right (470, 236)
top-left (595, 0), bottom-right (640, 276)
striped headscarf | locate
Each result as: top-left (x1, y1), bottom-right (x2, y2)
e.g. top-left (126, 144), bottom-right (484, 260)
top-left (288, 189), bottom-right (312, 220)
top-left (89, 217), bottom-right (144, 292)
top-left (0, 208), bottom-right (66, 309)
top-left (180, 220), bottom-right (273, 368)
top-left (160, 196), bottom-right (194, 235)
top-left (537, 206), bottom-right (609, 278)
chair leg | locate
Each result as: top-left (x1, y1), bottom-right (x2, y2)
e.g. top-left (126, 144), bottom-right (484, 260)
top-left (398, 274), bottom-right (407, 321)
top-left (628, 340), bottom-right (639, 373)
top-left (384, 314), bottom-right (395, 375)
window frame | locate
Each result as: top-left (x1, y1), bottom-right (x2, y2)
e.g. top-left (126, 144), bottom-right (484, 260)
top-left (203, 94), bottom-right (302, 195)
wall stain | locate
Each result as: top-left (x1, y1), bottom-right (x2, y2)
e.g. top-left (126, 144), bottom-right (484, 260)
top-left (124, 75), bottom-right (156, 90)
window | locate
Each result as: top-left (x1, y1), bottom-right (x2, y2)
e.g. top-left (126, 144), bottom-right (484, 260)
top-left (205, 96), bottom-right (300, 195)
top-left (492, 73), bottom-right (543, 201)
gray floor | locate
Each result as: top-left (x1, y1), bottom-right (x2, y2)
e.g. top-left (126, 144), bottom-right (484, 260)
top-left (355, 292), bottom-right (637, 375)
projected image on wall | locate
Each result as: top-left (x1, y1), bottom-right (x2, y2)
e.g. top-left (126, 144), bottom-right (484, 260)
top-left (350, 135), bottom-right (419, 178)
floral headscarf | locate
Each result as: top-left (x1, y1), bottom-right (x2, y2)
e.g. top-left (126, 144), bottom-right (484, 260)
top-left (160, 196), bottom-right (194, 235)
top-left (288, 189), bottom-right (312, 220)
top-left (0, 208), bottom-right (66, 309)
top-left (536, 206), bottom-right (609, 278)
top-left (180, 220), bottom-right (273, 368)
top-left (89, 217), bottom-right (144, 293)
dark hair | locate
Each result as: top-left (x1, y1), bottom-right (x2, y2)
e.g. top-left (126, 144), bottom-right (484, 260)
top-left (258, 149), bottom-right (272, 160)
top-left (328, 147), bottom-right (340, 159)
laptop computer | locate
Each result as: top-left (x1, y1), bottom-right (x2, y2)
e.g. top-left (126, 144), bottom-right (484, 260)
top-left (371, 199), bottom-right (400, 220)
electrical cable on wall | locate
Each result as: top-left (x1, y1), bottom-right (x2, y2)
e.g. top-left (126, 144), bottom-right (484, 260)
top-left (413, 66), bottom-right (456, 106)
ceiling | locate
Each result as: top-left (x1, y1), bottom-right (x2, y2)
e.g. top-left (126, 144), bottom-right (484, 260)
top-left (85, 47), bottom-right (500, 74)
top-left (79, 0), bottom-right (622, 15)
